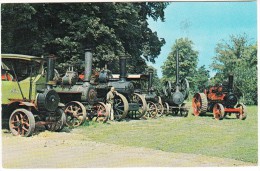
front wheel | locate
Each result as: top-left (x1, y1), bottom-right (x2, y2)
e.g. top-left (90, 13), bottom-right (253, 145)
top-left (9, 109), bottom-right (35, 137)
top-left (236, 103), bottom-right (247, 120)
top-left (144, 101), bottom-right (158, 118)
top-left (156, 97), bottom-right (164, 117)
top-left (163, 102), bottom-right (170, 116)
top-left (213, 103), bottom-right (224, 120)
top-left (180, 103), bottom-right (189, 117)
top-left (45, 108), bottom-right (66, 132)
top-left (65, 101), bottom-right (87, 127)
top-left (93, 102), bottom-right (109, 123)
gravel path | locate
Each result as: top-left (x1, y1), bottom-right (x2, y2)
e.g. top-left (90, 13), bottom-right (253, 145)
top-left (1, 128), bottom-right (255, 168)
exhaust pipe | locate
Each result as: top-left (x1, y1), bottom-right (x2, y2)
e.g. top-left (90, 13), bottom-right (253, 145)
top-left (119, 55), bottom-right (127, 82)
top-left (84, 48), bottom-right (93, 82)
top-left (148, 68), bottom-right (153, 91)
top-left (176, 50), bottom-right (179, 86)
top-left (228, 74), bottom-right (234, 92)
top-left (46, 55), bottom-right (56, 89)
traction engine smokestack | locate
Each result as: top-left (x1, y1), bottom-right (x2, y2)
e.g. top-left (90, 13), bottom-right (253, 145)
top-left (46, 55), bottom-right (56, 89)
top-left (84, 48), bottom-right (93, 82)
top-left (228, 74), bottom-right (234, 92)
top-left (148, 69), bottom-right (153, 91)
top-left (119, 55), bottom-right (127, 82)
top-left (176, 50), bottom-right (180, 91)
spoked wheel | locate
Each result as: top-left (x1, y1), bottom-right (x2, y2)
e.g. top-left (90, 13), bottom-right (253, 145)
top-left (9, 109), bottom-right (35, 137)
top-left (93, 102), bottom-right (109, 123)
top-left (156, 97), bottom-right (164, 117)
top-left (235, 103), bottom-right (247, 120)
top-left (213, 103), bottom-right (224, 120)
top-left (144, 101), bottom-right (158, 118)
top-left (180, 103), bottom-right (189, 117)
top-left (64, 101), bottom-right (87, 127)
top-left (45, 108), bottom-right (66, 132)
top-left (180, 78), bottom-right (190, 100)
top-left (113, 93), bottom-right (129, 121)
top-left (171, 108), bottom-right (179, 116)
top-left (129, 93), bottom-right (147, 119)
top-left (192, 93), bottom-right (208, 116)
top-left (163, 102), bottom-right (169, 116)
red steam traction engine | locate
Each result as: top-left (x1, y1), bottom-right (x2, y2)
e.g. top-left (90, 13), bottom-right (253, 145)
top-left (192, 75), bottom-right (246, 120)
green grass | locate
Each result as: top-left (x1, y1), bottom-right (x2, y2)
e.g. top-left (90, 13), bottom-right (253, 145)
top-left (77, 105), bottom-right (258, 163)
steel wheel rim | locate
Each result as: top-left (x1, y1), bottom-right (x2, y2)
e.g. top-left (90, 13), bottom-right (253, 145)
top-left (145, 101), bottom-right (158, 118)
top-left (113, 93), bottom-right (129, 121)
top-left (156, 96), bottom-right (164, 117)
top-left (45, 108), bottom-right (66, 132)
top-left (9, 109), bottom-right (35, 137)
top-left (180, 103), bottom-right (189, 117)
top-left (213, 103), bottom-right (224, 120)
top-left (163, 102), bottom-right (169, 115)
top-left (236, 103), bottom-right (247, 120)
top-left (65, 101), bottom-right (87, 127)
top-left (95, 102), bottom-right (109, 123)
top-left (129, 93), bottom-right (147, 119)
top-left (192, 93), bottom-right (207, 116)
top-left (192, 94), bottom-right (201, 116)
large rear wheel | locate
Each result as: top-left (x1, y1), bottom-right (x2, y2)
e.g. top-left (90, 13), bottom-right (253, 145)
top-left (9, 109), bottom-right (35, 137)
top-left (113, 93), bottom-right (129, 121)
top-left (129, 93), bottom-right (147, 119)
top-left (192, 93), bottom-right (208, 116)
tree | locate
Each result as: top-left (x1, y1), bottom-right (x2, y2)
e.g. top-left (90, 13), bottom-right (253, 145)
top-left (210, 34), bottom-right (257, 105)
top-left (193, 65), bottom-right (210, 92)
top-left (161, 38), bottom-right (199, 93)
top-left (1, 2), bottom-right (169, 74)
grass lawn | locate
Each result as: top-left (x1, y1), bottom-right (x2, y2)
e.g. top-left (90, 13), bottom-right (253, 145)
top-left (79, 105), bottom-right (258, 163)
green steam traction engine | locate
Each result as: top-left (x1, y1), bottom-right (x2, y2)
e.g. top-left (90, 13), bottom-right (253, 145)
top-left (1, 54), bottom-right (66, 137)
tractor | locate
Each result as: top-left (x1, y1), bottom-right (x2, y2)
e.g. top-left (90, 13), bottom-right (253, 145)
top-left (1, 54), bottom-right (66, 137)
top-left (192, 75), bottom-right (246, 120)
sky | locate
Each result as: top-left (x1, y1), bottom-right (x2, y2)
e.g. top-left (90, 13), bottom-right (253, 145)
top-left (147, 1), bottom-right (257, 78)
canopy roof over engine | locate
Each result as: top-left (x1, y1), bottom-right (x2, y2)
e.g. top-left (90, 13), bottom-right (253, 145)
top-left (112, 74), bottom-right (148, 80)
top-left (1, 54), bottom-right (44, 63)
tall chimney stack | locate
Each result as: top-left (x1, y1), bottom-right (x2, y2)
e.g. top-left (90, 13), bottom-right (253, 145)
top-left (84, 48), bottom-right (93, 82)
top-left (119, 55), bottom-right (127, 82)
top-left (228, 74), bottom-right (234, 92)
top-left (148, 68), bottom-right (153, 91)
top-left (176, 50), bottom-right (179, 86)
top-left (46, 55), bottom-right (56, 89)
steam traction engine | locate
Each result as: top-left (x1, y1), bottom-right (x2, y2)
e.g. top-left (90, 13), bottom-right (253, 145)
top-left (140, 69), bottom-right (164, 118)
top-left (1, 54), bottom-right (66, 137)
top-left (95, 55), bottom-right (147, 121)
top-left (111, 69), bottom-right (164, 118)
top-left (161, 51), bottom-right (190, 117)
top-left (135, 69), bottom-right (164, 118)
top-left (54, 49), bottom-right (109, 126)
top-left (192, 75), bottom-right (246, 120)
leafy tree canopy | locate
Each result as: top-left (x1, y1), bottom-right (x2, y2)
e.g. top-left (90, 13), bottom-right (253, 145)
top-left (161, 37), bottom-right (200, 94)
top-left (1, 2), bottom-right (168, 74)
top-left (210, 34), bottom-right (257, 105)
